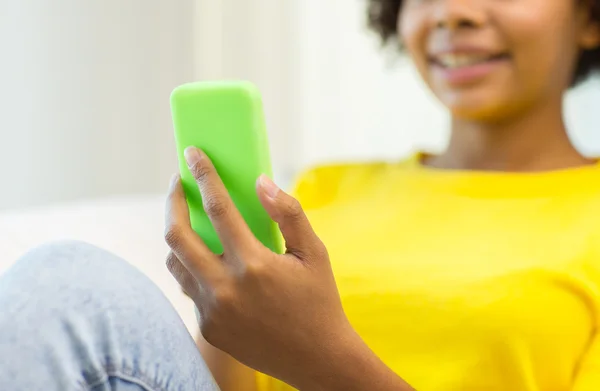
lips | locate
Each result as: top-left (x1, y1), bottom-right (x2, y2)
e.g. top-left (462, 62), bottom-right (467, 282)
top-left (427, 50), bottom-right (511, 86)
top-left (430, 52), bottom-right (509, 69)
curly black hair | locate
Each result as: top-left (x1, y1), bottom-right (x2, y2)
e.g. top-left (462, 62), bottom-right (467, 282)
top-left (367, 0), bottom-right (600, 85)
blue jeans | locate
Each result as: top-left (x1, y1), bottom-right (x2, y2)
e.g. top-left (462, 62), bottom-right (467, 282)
top-left (0, 241), bottom-right (220, 391)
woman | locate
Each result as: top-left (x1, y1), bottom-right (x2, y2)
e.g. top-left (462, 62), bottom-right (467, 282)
top-left (190, 0), bottom-right (600, 389)
top-left (2, 0), bottom-right (600, 390)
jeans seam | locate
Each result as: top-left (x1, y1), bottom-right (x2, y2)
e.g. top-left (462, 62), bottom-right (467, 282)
top-left (85, 368), bottom-right (166, 391)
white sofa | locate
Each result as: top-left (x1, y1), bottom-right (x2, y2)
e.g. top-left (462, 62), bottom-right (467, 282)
top-left (0, 194), bottom-right (198, 337)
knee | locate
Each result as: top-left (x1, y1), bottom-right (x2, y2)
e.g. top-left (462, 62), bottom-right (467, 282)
top-left (9, 240), bottom-right (144, 289)
top-left (18, 239), bottom-right (125, 271)
top-left (2, 240), bottom-right (167, 316)
top-left (1, 239), bottom-right (183, 338)
top-left (0, 241), bottom-right (215, 391)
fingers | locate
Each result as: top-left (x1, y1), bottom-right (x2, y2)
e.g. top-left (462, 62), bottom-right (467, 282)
top-left (256, 175), bottom-right (327, 262)
top-left (165, 173), bottom-right (224, 284)
top-left (166, 251), bottom-right (201, 299)
top-left (184, 147), bottom-right (257, 255)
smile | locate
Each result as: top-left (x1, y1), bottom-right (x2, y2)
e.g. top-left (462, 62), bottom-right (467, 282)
top-left (431, 53), bottom-right (509, 69)
top-left (428, 51), bottom-right (510, 85)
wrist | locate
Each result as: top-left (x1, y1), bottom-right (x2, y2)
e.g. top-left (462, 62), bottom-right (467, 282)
top-left (294, 322), bottom-right (362, 391)
top-left (296, 324), bottom-right (414, 391)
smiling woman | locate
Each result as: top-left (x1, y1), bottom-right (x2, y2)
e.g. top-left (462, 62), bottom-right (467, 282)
top-left (369, 0), bottom-right (600, 122)
top-left (368, 0), bottom-right (600, 83)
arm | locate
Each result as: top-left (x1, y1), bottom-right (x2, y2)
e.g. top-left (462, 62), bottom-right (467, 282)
top-left (197, 322), bottom-right (413, 391)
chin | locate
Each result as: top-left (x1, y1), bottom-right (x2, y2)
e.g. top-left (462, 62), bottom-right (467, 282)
top-left (434, 88), bottom-right (518, 123)
top-left (447, 103), bottom-right (503, 122)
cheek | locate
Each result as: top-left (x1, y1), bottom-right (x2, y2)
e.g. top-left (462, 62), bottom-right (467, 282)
top-left (495, 2), bottom-right (578, 89)
top-left (399, 10), bottom-right (430, 77)
top-left (398, 8), bottom-right (420, 48)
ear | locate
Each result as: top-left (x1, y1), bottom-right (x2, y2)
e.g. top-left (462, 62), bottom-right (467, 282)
top-left (579, 2), bottom-right (600, 49)
top-left (580, 23), bottom-right (600, 49)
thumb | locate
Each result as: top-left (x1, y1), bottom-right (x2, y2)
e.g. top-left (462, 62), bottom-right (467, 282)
top-left (256, 174), bottom-right (326, 261)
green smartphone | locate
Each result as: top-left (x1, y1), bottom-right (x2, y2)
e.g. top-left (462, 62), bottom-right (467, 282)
top-left (170, 80), bottom-right (284, 254)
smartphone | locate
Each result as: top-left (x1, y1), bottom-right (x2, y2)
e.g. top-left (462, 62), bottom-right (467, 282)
top-left (170, 80), bottom-right (284, 254)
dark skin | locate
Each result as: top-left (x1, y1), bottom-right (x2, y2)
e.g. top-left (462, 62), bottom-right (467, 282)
top-left (165, 1), bottom-right (600, 390)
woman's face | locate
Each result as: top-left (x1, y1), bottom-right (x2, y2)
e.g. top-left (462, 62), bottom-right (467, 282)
top-left (399, 0), bottom-right (600, 122)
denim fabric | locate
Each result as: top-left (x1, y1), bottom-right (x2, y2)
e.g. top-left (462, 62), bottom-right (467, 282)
top-left (0, 240), bottom-right (219, 391)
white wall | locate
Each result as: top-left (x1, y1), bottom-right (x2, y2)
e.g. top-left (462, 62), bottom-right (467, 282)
top-left (565, 77), bottom-right (600, 156)
top-left (0, 0), bottom-right (194, 210)
top-left (293, 0), bottom-right (447, 168)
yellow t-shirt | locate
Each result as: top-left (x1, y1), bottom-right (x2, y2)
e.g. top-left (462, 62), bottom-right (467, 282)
top-left (256, 155), bottom-right (600, 391)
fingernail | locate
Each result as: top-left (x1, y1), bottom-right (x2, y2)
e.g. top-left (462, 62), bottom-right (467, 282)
top-left (259, 174), bottom-right (280, 199)
top-left (184, 147), bottom-right (201, 167)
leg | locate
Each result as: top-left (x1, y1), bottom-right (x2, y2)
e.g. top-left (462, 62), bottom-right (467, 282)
top-left (0, 240), bottom-right (219, 391)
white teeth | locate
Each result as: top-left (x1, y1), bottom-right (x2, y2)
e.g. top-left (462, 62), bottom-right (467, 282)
top-left (437, 54), bottom-right (491, 68)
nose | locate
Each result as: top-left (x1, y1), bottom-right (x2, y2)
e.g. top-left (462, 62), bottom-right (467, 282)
top-left (432, 0), bottom-right (487, 30)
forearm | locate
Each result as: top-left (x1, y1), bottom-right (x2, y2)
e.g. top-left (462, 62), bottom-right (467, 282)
top-left (196, 332), bottom-right (257, 391)
top-left (298, 330), bottom-right (415, 391)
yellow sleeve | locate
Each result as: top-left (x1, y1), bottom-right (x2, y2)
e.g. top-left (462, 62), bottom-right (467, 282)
top-left (288, 164), bottom-right (347, 210)
top-left (288, 161), bottom-right (389, 210)
top-left (255, 372), bottom-right (294, 391)
top-left (572, 333), bottom-right (600, 390)
top-left (572, 232), bottom-right (600, 390)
